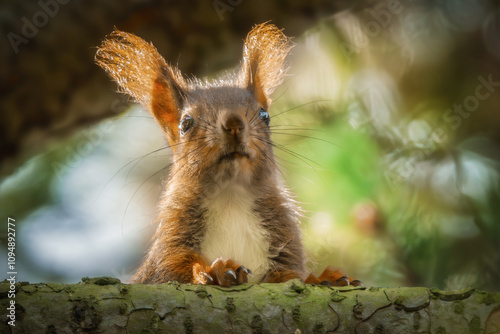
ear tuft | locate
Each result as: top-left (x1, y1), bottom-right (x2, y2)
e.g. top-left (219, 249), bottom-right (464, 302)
top-left (95, 30), bottom-right (186, 133)
top-left (240, 23), bottom-right (294, 108)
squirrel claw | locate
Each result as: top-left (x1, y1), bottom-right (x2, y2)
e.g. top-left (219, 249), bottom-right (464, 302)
top-left (237, 266), bottom-right (252, 276)
top-left (225, 269), bottom-right (237, 281)
top-left (305, 267), bottom-right (361, 287)
top-left (235, 265), bottom-right (250, 284)
top-left (204, 258), bottom-right (249, 286)
top-left (336, 276), bottom-right (350, 286)
top-left (204, 272), bottom-right (214, 283)
top-left (350, 280), bottom-right (363, 287)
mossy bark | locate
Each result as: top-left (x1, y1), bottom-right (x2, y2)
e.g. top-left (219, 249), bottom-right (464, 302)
top-left (1, 277), bottom-right (499, 333)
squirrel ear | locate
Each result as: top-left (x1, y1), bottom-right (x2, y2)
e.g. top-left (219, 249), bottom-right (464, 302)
top-left (240, 23), bottom-right (294, 109)
top-left (151, 67), bottom-right (186, 139)
top-left (95, 30), bottom-right (186, 139)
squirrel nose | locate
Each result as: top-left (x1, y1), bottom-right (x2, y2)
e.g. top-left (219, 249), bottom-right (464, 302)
top-left (222, 115), bottom-right (245, 141)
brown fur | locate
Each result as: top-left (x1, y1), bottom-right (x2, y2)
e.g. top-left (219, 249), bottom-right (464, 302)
top-left (96, 23), bottom-right (358, 286)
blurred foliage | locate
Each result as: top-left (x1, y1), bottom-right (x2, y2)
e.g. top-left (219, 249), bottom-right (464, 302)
top-left (1, 0), bottom-right (500, 291)
top-left (271, 0), bottom-right (500, 291)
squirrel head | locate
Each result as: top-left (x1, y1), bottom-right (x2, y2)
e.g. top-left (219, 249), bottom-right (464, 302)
top-left (96, 23), bottom-right (293, 189)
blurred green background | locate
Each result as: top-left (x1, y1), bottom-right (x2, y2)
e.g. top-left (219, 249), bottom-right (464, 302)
top-left (1, 0), bottom-right (499, 291)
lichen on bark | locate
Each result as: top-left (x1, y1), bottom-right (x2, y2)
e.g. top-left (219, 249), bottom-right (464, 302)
top-left (1, 277), bottom-right (499, 333)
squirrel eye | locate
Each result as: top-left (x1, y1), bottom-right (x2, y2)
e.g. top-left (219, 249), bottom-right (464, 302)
top-left (258, 108), bottom-right (270, 126)
top-left (179, 115), bottom-right (194, 135)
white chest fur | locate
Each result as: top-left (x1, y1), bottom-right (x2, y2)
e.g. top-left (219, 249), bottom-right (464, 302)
top-left (201, 185), bottom-right (270, 283)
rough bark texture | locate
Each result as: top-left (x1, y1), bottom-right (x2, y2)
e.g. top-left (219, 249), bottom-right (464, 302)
top-left (1, 277), bottom-right (499, 333)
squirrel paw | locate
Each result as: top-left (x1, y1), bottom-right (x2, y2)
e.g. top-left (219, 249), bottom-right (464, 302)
top-left (305, 266), bottom-right (362, 287)
top-left (194, 258), bottom-right (251, 287)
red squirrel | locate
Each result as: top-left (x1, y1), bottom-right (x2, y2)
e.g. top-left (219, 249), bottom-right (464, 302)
top-left (96, 23), bottom-right (360, 287)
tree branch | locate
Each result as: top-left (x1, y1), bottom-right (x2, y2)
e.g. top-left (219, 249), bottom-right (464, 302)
top-left (1, 277), bottom-right (499, 333)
